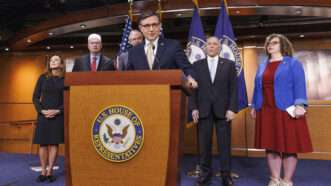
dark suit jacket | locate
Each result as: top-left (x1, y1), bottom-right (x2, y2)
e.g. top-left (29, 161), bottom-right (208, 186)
top-left (72, 54), bottom-right (114, 72)
top-left (191, 57), bottom-right (238, 119)
top-left (127, 38), bottom-right (193, 75)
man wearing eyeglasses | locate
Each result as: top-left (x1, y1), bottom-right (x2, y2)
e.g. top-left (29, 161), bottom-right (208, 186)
top-left (127, 11), bottom-right (197, 88)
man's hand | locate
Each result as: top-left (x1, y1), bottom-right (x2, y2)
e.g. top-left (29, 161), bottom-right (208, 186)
top-left (225, 110), bottom-right (236, 122)
top-left (187, 75), bottom-right (198, 89)
top-left (192, 109), bottom-right (199, 123)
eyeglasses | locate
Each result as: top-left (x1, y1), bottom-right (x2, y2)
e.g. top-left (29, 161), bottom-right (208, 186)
top-left (140, 22), bottom-right (160, 29)
top-left (267, 41), bottom-right (280, 46)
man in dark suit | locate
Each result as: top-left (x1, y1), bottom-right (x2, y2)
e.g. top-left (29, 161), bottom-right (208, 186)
top-left (127, 11), bottom-right (197, 87)
top-left (117, 30), bottom-right (144, 71)
top-left (72, 33), bottom-right (114, 72)
top-left (191, 36), bottom-right (238, 186)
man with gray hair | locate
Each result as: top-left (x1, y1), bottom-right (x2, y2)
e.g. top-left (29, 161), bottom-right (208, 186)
top-left (117, 30), bottom-right (143, 70)
top-left (191, 36), bottom-right (237, 186)
top-left (72, 33), bottom-right (114, 72)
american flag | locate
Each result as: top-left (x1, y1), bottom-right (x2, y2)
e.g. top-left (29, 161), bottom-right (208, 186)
top-left (118, 17), bottom-right (132, 54)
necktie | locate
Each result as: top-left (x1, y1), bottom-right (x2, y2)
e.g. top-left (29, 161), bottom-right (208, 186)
top-left (146, 42), bottom-right (154, 70)
top-left (91, 56), bottom-right (97, 72)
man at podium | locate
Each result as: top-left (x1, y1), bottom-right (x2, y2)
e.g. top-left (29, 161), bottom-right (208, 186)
top-left (127, 11), bottom-right (197, 88)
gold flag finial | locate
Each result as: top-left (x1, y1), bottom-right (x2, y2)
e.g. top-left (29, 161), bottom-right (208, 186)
top-left (224, 0), bottom-right (229, 14)
top-left (192, 0), bottom-right (199, 8)
top-left (128, 0), bottom-right (133, 20)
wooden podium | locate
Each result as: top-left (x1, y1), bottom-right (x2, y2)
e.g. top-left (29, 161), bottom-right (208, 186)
top-left (64, 70), bottom-right (188, 186)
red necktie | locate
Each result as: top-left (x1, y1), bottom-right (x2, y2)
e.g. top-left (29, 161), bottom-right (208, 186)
top-left (91, 56), bottom-right (97, 72)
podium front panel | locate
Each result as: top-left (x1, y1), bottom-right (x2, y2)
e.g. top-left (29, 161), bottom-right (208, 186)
top-left (68, 85), bottom-right (170, 186)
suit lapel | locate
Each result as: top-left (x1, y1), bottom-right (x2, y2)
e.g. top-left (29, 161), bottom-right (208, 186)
top-left (153, 38), bottom-right (165, 69)
top-left (202, 59), bottom-right (213, 85)
top-left (138, 44), bottom-right (150, 69)
top-left (97, 55), bottom-right (104, 71)
top-left (214, 57), bottom-right (225, 84)
top-left (84, 55), bottom-right (91, 71)
top-left (203, 58), bottom-right (224, 85)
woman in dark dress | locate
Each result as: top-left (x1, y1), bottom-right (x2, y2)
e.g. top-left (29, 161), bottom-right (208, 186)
top-left (250, 34), bottom-right (313, 186)
top-left (32, 55), bottom-right (64, 183)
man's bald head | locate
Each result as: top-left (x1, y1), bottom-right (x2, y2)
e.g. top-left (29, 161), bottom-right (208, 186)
top-left (205, 36), bottom-right (221, 57)
top-left (129, 30), bottom-right (143, 46)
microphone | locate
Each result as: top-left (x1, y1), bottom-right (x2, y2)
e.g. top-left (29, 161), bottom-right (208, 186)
top-left (152, 45), bottom-right (161, 70)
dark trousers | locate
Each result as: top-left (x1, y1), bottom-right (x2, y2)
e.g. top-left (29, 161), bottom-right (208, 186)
top-left (198, 112), bottom-right (232, 181)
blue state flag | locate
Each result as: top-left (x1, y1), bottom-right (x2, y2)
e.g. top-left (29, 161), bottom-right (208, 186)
top-left (214, 1), bottom-right (248, 111)
top-left (186, 7), bottom-right (206, 64)
top-left (186, 6), bottom-right (206, 122)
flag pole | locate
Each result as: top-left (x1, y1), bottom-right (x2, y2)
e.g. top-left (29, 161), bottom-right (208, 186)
top-left (192, 0), bottom-right (199, 11)
top-left (157, 0), bottom-right (162, 21)
top-left (224, 0), bottom-right (229, 14)
top-left (128, 0), bottom-right (133, 20)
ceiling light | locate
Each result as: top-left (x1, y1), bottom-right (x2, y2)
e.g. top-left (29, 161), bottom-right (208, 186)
top-left (80, 24), bottom-right (87, 28)
top-left (300, 34), bottom-right (305, 38)
top-left (48, 32), bottom-right (54, 36)
top-left (70, 45), bottom-right (74, 49)
top-left (46, 46), bottom-right (51, 50)
top-left (27, 39), bottom-right (32, 43)
top-left (4, 47), bottom-right (10, 51)
top-left (176, 13), bottom-right (182, 17)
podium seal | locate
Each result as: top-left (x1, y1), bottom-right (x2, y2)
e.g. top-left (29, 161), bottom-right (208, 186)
top-left (92, 105), bottom-right (144, 162)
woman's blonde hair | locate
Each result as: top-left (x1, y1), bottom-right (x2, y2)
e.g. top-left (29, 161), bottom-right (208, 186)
top-left (264, 33), bottom-right (294, 59)
top-left (45, 55), bottom-right (65, 78)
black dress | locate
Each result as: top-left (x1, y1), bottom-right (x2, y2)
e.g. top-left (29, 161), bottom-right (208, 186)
top-left (32, 74), bottom-right (64, 145)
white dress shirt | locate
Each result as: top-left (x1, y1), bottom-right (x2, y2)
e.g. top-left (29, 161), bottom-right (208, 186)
top-left (144, 38), bottom-right (159, 56)
top-left (207, 55), bottom-right (219, 83)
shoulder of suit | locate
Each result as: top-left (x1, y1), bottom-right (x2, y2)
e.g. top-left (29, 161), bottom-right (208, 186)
top-left (159, 38), bottom-right (179, 45)
top-left (219, 57), bottom-right (235, 65)
top-left (128, 43), bottom-right (143, 53)
top-left (193, 59), bottom-right (206, 66)
top-left (101, 55), bottom-right (111, 61)
top-left (75, 54), bottom-right (89, 61)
